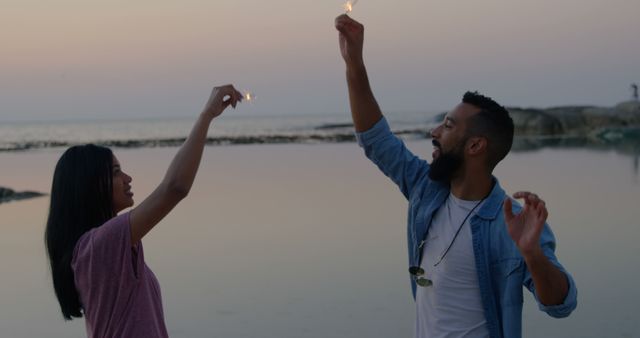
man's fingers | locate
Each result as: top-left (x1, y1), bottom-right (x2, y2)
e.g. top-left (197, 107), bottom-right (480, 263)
top-left (537, 202), bottom-right (548, 222)
top-left (526, 194), bottom-right (537, 209)
top-left (335, 17), bottom-right (348, 32)
top-left (335, 22), bottom-right (352, 38)
top-left (503, 198), bottom-right (514, 222)
top-left (513, 191), bottom-right (542, 208)
top-left (335, 14), bottom-right (348, 23)
top-left (529, 194), bottom-right (543, 211)
top-left (335, 15), bottom-right (362, 35)
top-left (537, 206), bottom-right (544, 220)
top-left (335, 14), bottom-right (354, 27)
top-left (512, 191), bottom-right (530, 199)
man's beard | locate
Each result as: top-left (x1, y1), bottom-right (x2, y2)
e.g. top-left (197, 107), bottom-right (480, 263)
top-left (428, 140), bottom-right (465, 183)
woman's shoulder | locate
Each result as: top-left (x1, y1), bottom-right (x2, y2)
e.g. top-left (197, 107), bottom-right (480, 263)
top-left (72, 212), bottom-right (132, 263)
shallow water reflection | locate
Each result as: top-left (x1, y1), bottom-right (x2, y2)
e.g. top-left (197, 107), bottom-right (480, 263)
top-left (1, 142), bottom-right (638, 337)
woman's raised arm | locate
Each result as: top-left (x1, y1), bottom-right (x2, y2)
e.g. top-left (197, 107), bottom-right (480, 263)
top-left (129, 84), bottom-right (242, 245)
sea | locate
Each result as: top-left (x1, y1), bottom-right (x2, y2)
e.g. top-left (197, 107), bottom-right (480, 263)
top-left (1, 111), bottom-right (639, 337)
top-left (0, 112), bottom-right (434, 152)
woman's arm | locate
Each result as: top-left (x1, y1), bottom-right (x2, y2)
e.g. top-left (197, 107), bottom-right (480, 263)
top-left (129, 84), bottom-right (242, 245)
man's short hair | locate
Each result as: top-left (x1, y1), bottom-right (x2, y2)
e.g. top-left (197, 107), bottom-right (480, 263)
top-left (462, 91), bottom-right (514, 170)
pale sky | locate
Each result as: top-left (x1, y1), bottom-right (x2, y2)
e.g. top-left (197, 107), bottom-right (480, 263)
top-left (1, 0), bottom-right (639, 121)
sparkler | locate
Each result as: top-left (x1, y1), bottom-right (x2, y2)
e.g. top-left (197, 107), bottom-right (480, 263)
top-left (243, 90), bottom-right (255, 103)
top-left (343, 0), bottom-right (358, 13)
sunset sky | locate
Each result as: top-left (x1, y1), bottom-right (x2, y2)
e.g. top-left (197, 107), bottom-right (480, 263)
top-left (1, 0), bottom-right (638, 121)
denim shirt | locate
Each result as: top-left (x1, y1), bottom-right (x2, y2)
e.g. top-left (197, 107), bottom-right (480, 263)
top-left (356, 117), bottom-right (577, 338)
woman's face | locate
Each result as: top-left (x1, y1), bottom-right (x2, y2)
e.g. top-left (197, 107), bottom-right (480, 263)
top-left (111, 155), bottom-right (134, 213)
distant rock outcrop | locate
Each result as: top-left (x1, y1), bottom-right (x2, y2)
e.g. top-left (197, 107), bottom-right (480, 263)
top-left (511, 101), bottom-right (640, 137)
top-left (434, 101), bottom-right (640, 138)
top-left (0, 187), bottom-right (45, 204)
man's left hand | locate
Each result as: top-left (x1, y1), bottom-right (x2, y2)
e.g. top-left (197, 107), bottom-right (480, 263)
top-left (504, 191), bottom-right (548, 258)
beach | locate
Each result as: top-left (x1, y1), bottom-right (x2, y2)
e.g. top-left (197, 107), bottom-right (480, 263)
top-left (1, 141), bottom-right (639, 337)
top-left (3, 0), bottom-right (640, 335)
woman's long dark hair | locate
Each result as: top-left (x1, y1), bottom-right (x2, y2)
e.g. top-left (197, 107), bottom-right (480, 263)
top-left (45, 144), bottom-right (115, 320)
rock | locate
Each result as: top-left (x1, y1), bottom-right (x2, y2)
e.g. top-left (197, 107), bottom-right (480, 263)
top-left (0, 186), bottom-right (46, 204)
top-left (613, 101), bottom-right (640, 125)
top-left (509, 108), bottom-right (564, 135)
top-left (432, 101), bottom-right (640, 137)
top-left (615, 101), bottom-right (640, 113)
top-left (315, 123), bottom-right (354, 130)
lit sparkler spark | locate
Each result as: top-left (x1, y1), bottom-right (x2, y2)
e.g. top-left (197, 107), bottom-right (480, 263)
top-left (243, 91), bottom-right (255, 103)
top-left (343, 0), bottom-right (358, 13)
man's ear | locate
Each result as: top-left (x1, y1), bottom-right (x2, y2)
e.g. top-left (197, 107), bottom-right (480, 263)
top-left (467, 137), bottom-right (487, 155)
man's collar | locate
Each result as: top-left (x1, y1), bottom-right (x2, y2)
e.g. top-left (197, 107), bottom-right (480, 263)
top-left (474, 177), bottom-right (506, 220)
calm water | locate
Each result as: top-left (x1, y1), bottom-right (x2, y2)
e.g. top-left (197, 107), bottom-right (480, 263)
top-left (1, 139), bottom-right (639, 337)
top-left (0, 112), bottom-right (434, 151)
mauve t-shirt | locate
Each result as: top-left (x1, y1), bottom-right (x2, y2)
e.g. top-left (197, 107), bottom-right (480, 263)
top-left (71, 212), bottom-right (169, 338)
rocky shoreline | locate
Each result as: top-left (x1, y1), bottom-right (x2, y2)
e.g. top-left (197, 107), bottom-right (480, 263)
top-left (510, 101), bottom-right (640, 137)
top-left (0, 187), bottom-right (45, 205)
top-left (2, 101), bottom-right (639, 204)
top-left (0, 129), bottom-right (430, 152)
top-left (2, 101), bottom-right (638, 153)
top-left (433, 100), bottom-right (640, 138)
top-left (429, 101), bottom-right (640, 157)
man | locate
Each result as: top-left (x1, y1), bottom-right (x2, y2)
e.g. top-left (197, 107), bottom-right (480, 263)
top-left (334, 14), bottom-right (577, 338)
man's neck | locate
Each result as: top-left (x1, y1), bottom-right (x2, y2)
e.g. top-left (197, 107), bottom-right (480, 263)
top-left (449, 172), bottom-right (494, 201)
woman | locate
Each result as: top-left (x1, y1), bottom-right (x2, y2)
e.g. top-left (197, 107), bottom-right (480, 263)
top-left (45, 85), bottom-right (243, 337)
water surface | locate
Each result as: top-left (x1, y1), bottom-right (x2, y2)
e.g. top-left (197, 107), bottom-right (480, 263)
top-left (0, 141), bottom-right (638, 337)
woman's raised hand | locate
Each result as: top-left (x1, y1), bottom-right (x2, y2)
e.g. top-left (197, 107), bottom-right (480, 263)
top-left (202, 84), bottom-right (243, 119)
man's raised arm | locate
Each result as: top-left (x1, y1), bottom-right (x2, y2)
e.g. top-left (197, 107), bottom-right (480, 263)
top-left (335, 14), bottom-right (382, 132)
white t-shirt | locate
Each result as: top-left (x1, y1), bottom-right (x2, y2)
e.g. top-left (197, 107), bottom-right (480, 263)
top-left (414, 193), bottom-right (489, 338)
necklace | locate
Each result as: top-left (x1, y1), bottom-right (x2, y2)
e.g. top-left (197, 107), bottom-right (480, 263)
top-left (411, 190), bottom-right (491, 287)
top-left (432, 194), bottom-right (487, 267)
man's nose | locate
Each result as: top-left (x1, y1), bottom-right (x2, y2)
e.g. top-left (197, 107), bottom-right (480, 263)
top-left (430, 125), bottom-right (441, 139)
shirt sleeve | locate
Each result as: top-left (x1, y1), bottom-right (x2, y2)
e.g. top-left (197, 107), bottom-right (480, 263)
top-left (355, 116), bottom-right (430, 199)
top-left (72, 212), bottom-right (143, 289)
top-left (523, 223), bottom-right (578, 318)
